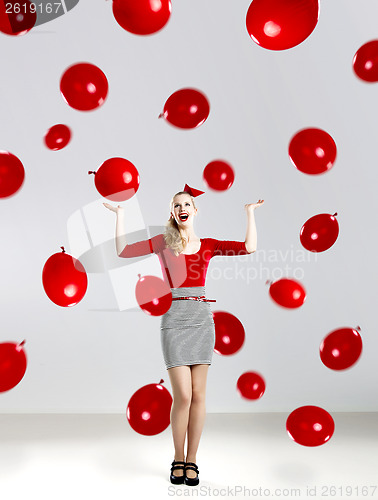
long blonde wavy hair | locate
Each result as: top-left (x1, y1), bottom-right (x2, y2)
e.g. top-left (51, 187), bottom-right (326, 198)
top-left (164, 191), bottom-right (197, 256)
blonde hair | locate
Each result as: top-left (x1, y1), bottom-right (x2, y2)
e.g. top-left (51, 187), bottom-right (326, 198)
top-left (164, 191), bottom-right (197, 256)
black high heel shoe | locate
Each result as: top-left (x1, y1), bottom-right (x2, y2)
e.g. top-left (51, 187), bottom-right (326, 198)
top-left (170, 460), bottom-right (186, 484)
top-left (184, 462), bottom-right (199, 486)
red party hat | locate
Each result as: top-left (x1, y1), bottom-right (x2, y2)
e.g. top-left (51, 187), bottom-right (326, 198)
top-left (183, 184), bottom-right (205, 197)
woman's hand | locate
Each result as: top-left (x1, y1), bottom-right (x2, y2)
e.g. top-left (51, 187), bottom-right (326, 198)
top-left (103, 202), bottom-right (124, 215)
top-left (245, 199), bottom-right (264, 212)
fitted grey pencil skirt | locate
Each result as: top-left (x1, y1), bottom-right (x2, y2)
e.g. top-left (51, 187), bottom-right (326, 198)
top-left (160, 286), bottom-right (216, 370)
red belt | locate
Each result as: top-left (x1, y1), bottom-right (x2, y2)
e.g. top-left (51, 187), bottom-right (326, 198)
top-left (171, 296), bottom-right (216, 303)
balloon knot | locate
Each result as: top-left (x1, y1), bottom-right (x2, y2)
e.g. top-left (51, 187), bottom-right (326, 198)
top-left (158, 112), bottom-right (164, 119)
top-left (88, 171), bottom-right (96, 175)
top-left (16, 340), bottom-right (26, 352)
top-left (356, 325), bottom-right (361, 331)
top-left (333, 212), bottom-right (338, 217)
top-left (159, 379), bottom-right (164, 385)
top-left (60, 246), bottom-right (65, 253)
top-left (265, 279), bottom-right (272, 286)
top-left (137, 274), bottom-right (141, 279)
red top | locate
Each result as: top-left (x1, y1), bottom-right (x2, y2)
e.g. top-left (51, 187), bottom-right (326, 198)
top-left (120, 233), bottom-right (249, 288)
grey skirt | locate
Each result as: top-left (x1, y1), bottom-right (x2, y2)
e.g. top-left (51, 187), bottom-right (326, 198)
top-left (160, 286), bottom-right (216, 370)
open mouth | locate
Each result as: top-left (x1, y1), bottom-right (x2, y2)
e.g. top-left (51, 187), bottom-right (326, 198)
top-left (179, 213), bottom-right (189, 222)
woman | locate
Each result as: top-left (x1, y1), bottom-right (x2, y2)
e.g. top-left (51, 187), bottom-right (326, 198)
top-left (104, 186), bottom-right (263, 486)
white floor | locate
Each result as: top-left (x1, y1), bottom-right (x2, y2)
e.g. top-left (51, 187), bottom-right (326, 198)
top-left (0, 413), bottom-right (377, 500)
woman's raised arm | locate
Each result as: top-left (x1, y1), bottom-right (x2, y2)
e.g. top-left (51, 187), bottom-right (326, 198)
top-left (103, 203), bottom-right (127, 256)
top-left (244, 199), bottom-right (264, 253)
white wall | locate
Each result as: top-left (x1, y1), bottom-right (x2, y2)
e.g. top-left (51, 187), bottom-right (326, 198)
top-left (0, 0), bottom-right (377, 413)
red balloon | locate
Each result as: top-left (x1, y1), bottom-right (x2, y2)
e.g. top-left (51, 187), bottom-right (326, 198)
top-left (112, 0), bottom-right (171, 35)
top-left (237, 371), bottom-right (265, 400)
top-left (126, 379), bottom-right (173, 435)
top-left (289, 128), bottom-right (337, 175)
top-left (320, 326), bottom-right (363, 371)
top-left (160, 88), bottom-right (210, 129)
top-left (353, 40), bottom-right (378, 83)
top-left (213, 311), bottom-right (245, 355)
top-left (60, 63), bottom-right (108, 111)
top-left (88, 157), bottom-right (140, 201)
top-left (246, 0), bottom-right (319, 51)
top-left (268, 278), bottom-right (306, 308)
top-left (42, 247), bottom-right (88, 307)
top-left (0, 0), bottom-right (36, 36)
top-left (286, 405), bottom-right (335, 446)
top-left (44, 124), bottom-right (72, 151)
top-left (0, 340), bottom-right (27, 392)
top-left (300, 212), bottom-right (339, 252)
top-left (0, 151), bottom-right (25, 198)
top-left (135, 275), bottom-right (172, 316)
top-left (203, 160), bottom-right (235, 191)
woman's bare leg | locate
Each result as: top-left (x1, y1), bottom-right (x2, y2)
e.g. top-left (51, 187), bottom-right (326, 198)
top-left (167, 365), bottom-right (192, 477)
top-left (185, 364), bottom-right (209, 478)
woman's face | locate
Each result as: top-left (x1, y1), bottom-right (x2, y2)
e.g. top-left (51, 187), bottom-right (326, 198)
top-left (171, 193), bottom-right (197, 227)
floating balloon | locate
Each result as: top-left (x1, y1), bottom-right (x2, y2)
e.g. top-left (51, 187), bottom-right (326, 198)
top-left (320, 326), bottom-right (362, 371)
top-left (267, 278), bottom-right (306, 308)
top-left (159, 88), bottom-right (210, 129)
top-left (0, 340), bottom-right (27, 392)
top-left (246, 0), bottom-right (319, 51)
top-left (0, 0), bottom-right (36, 36)
top-left (203, 160), bottom-right (235, 191)
top-left (353, 40), bottom-right (378, 83)
top-left (127, 379), bottom-right (173, 435)
top-left (300, 212), bottom-right (339, 252)
top-left (0, 151), bottom-right (25, 198)
top-left (289, 128), bottom-right (337, 175)
top-left (135, 274), bottom-right (172, 316)
top-left (88, 157), bottom-right (140, 201)
top-left (237, 371), bottom-right (266, 400)
top-left (286, 405), bottom-right (335, 446)
top-left (44, 124), bottom-right (72, 151)
top-left (60, 62), bottom-right (108, 111)
top-left (112, 0), bottom-right (171, 35)
top-left (42, 246), bottom-right (88, 307)
top-left (213, 311), bottom-right (245, 355)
